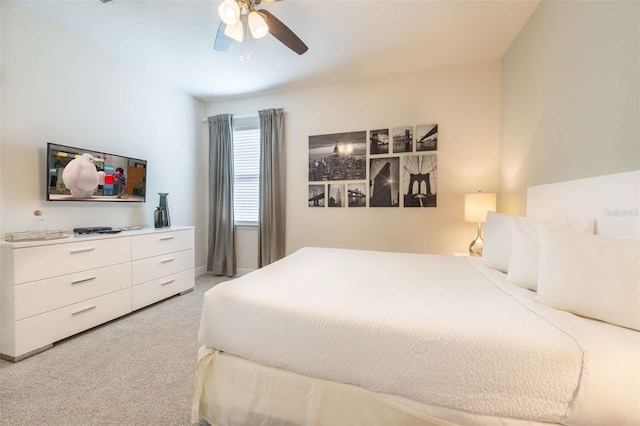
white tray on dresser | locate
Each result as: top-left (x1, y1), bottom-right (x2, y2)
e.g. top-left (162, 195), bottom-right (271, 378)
top-left (0, 226), bottom-right (195, 362)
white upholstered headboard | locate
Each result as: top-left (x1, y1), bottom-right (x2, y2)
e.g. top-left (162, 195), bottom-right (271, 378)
top-left (527, 170), bottom-right (640, 239)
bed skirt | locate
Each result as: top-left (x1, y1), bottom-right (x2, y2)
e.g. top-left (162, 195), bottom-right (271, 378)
top-left (191, 347), bottom-right (558, 426)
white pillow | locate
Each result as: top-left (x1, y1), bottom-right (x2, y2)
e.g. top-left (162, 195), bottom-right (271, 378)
top-left (481, 212), bottom-right (512, 272)
top-left (505, 217), bottom-right (540, 290)
top-left (507, 218), bottom-right (595, 291)
top-left (536, 224), bottom-right (640, 331)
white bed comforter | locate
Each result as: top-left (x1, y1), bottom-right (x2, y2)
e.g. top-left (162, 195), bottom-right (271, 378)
top-left (198, 247), bottom-right (639, 424)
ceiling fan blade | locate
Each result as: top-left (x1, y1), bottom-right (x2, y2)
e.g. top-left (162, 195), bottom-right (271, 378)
top-left (214, 21), bottom-right (233, 52)
top-left (260, 10), bottom-right (308, 55)
top-left (252, 0), bottom-right (282, 6)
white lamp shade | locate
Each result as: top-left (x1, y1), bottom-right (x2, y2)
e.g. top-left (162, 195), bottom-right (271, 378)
top-left (224, 20), bottom-right (244, 42)
top-left (218, 0), bottom-right (240, 26)
top-left (248, 11), bottom-right (269, 39)
top-left (464, 192), bottom-right (496, 223)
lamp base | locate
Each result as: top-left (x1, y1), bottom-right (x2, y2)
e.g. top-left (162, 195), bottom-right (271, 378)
top-left (468, 236), bottom-right (484, 257)
top-left (468, 223), bottom-right (484, 257)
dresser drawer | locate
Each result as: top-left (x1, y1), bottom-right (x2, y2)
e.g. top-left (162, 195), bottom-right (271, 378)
top-left (131, 229), bottom-right (194, 260)
top-left (12, 238), bottom-right (131, 284)
top-left (132, 269), bottom-right (194, 310)
top-left (14, 263), bottom-right (131, 321)
top-left (131, 249), bottom-right (194, 285)
top-left (13, 288), bottom-right (131, 357)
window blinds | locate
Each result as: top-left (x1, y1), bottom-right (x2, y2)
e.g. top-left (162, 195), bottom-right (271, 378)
top-left (233, 126), bottom-right (260, 225)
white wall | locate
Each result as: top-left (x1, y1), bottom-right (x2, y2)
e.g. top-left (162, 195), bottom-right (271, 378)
top-left (206, 60), bottom-right (502, 264)
top-left (235, 226), bottom-right (259, 274)
top-left (500, 1), bottom-right (640, 214)
top-left (0, 2), bottom-right (3, 247)
top-left (0, 2), bottom-right (208, 269)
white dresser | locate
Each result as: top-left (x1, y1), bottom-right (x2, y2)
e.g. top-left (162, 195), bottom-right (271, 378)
top-left (0, 226), bottom-right (195, 362)
top-left (131, 229), bottom-right (195, 310)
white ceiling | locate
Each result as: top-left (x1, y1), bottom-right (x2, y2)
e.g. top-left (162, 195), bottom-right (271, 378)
top-left (17, 0), bottom-right (539, 101)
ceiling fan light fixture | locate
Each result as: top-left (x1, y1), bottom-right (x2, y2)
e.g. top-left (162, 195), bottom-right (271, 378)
top-left (248, 11), bottom-right (269, 39)
top-left (218, 0), bottom-right (240, 25)
top-left (224, 19), bottom-right (244, 42)
top-left (214, 0), bottom-right (308, 55)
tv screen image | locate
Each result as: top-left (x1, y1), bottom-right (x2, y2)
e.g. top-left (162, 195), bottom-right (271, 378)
top-left (47, 143), bottom-right (147, 202)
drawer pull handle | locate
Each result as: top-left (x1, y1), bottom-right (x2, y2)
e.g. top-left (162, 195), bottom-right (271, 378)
top-left (161, 279), bottom-right (175, 286)
top-left (70, 247), bottom-right (96, 254)
top-left (71, 305), bottom-right (96, 315)
top-left (160, 257), bottom-right (175, 263)
top-left (71, 277), bottom-right (96, 285)
top-left (160, 236), bottom-right (175, 241)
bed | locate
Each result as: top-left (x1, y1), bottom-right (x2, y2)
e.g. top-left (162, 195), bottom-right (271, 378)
top-left (192, 171), bottom-right (640, 426)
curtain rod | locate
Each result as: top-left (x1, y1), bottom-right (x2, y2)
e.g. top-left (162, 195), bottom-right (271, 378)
top-left (201, 114), bottom-right (258, 123)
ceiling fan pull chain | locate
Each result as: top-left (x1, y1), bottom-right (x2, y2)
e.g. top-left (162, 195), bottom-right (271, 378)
top-left (240, 14), bottom-right (251, 60)
top-left (245, 19), bottom-right (251, 60)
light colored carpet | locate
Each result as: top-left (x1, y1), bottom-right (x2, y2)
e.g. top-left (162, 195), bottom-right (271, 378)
top-left (0, 274), bottom-right (230, 426)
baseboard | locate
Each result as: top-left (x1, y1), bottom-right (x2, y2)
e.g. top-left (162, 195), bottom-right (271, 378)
top-left (194, 265), bottom-right (208, 277)
top-left (236, 268), bottom-right (255, 277)
top-left (195, 265), bottom-right (254, 277)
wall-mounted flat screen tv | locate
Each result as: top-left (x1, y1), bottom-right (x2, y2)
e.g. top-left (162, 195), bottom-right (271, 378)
top-left (47, 142), bottom-right (147, 202)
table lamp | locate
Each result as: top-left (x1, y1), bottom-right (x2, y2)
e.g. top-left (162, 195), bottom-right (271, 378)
top-left (464, 191), bottom-right (497, 256)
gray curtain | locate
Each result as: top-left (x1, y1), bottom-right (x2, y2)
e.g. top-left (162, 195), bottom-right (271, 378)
top-left (207, 114), bottom-right (236, 277)
top-left (258, 108), bottom-right (286, 267)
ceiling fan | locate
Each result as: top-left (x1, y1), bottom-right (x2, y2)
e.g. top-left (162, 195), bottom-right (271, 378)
top-left (215, 0), bottom-right (308, 55)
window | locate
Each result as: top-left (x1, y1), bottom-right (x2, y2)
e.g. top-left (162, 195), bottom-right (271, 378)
top-left (233, 124), bottom-right (260, 226)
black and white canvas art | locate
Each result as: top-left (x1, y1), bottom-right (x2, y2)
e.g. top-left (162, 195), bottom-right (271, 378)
top-left (369, 157), bottom-right (399, 207)
top-left (328, 184), bottom-right (345, 207)
top-left (392, 126), bottom-right (413, 153)
top-left (369, 129), bottom-right (389, 155)
top-left (416, 124), bottom-right (438, 152)
top-left (403, 154), bottom-right (437, 207)
top-left (308, 184), bottom-right (325, 207)
top-left (309, 131), bottom-right (366, 181)
top-left (347, 183), bottom-right (367, 207)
